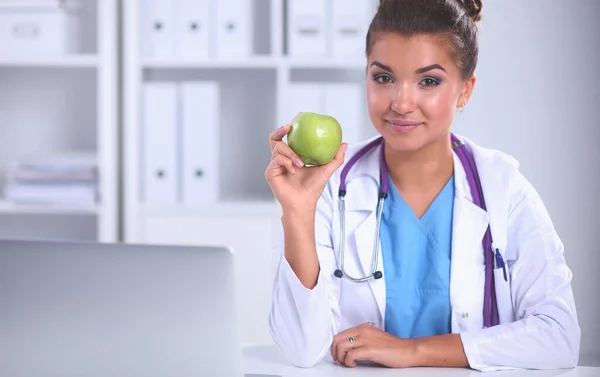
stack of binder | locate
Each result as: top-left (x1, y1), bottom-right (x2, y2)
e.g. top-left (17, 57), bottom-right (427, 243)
top-left (3, 152), bottom-right (98, 208)
top-left (142, 81), bottom-right (220, 208)
top-left (140, 0), bottom-right (252, 59)
top-left (287, 0), bottom-right (378, 59)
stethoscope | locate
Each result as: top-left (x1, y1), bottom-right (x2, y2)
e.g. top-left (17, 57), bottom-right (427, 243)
top-left (332, 133), bottom-right (503, 328)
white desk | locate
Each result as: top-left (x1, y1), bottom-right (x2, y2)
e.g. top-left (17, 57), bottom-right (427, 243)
top-left (242, 346), bottom-right (599, 377)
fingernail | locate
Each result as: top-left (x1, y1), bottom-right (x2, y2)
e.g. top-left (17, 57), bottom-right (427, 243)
top-left (295, 159), bottom-right (303, 167)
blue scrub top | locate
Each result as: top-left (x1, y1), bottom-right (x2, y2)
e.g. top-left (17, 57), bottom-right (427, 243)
top-left (379, 174), bottom-right (455, 339)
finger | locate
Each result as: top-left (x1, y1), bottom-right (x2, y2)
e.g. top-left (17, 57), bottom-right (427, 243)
top-left (332, 142), bottom-right (348, 166)
top-left (264, 164), bottom-right (287, 180)
top-left (272, 141), bottom-right (304, 168)
top-left (331, 326), bottom-right (359, 362)
top-left (265, 155), bottom-right (296, 180)
top-left (336, 336), bottom-right (361, 365)
top-left (272, 155), bottom-right (296, 175)
top-left (269, 125), bottom-right (291, 150)
top-left (321, 142), bottom-right (348, 175)
top-left (344, 346), bottom-right (372, 368)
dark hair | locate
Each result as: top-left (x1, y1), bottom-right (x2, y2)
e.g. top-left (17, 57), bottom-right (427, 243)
top-left (366, 0), bottom-right (483, 80)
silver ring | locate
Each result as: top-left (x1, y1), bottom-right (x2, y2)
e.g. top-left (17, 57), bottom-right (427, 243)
top-left (348, 336), bottom-right (354, 346)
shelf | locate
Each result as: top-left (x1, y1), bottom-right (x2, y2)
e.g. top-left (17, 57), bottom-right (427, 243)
top-left (140, 200), bottom-right (281, 218)
top-left (142, 57), bottom-right (280, 70)
top-left (141, 57), bottom-right (368, 71)
top-left (284, 57), bottom-right (368, 70)
top-left (0, 200), bottom-right (98, 216)
top-left (0, 54), bottom-right (99, 68)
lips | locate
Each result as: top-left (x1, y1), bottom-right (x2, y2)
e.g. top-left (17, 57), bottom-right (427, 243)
top-left (386, 120), bottom-right (423, 133)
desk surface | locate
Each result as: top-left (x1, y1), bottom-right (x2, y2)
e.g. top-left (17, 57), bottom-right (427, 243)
top-left (242, 346), bottom-right (599, 377)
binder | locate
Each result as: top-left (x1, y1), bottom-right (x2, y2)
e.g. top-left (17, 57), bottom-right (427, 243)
top-left (287, 0), bottom-right (327, 57)
top-left (323, 83), bottom-right (363, 146)
top-left (140, 0), bottom-right (175, 58)
top-left (330, 0), bottom-right (375, 60)
top-left (215, 0), bottom-right (252, 58)
top-left (142, 82), bottom-right (178, 206)
top-left (288, 83), bottom-right (322, 121)
top-left (180, 81), bottom-right (221, 207)
top-left (175, 0), bottom-right (211, 59)
top-left (289, 83), bottom-right (363, 145)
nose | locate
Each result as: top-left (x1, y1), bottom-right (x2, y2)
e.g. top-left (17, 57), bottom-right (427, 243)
top-left (391, 84), bottom-right (416, 113)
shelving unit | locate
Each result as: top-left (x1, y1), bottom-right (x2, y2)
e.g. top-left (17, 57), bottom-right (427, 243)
top-left (0, 54), bottom-right (98, 68)
top-left (0, 0), bottom-right (118, 243)
top-left (122, 0), bottom-right (378, 346)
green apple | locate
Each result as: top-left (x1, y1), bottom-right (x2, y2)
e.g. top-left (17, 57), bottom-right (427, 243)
top-left (287, 112), bottom-right (343, 166)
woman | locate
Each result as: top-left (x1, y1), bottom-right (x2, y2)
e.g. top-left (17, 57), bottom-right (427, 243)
top-left (264, 0), bottom-right (580, 371)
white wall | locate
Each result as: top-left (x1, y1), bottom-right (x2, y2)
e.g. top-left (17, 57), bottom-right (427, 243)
top-left (455, 0), bottom-right (600, 366)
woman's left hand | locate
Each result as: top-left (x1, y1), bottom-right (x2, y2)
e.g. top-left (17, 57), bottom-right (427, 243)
top-left (330, 323), bottom-right (417, 368)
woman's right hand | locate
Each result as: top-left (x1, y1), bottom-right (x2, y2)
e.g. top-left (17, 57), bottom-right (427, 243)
top-left (265, 124), bottom-right (348, 212)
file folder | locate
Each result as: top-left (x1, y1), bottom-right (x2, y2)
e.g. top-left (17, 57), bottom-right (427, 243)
top-left (288, 83), bottom-right (322, 120)
top-left (142, 82), bottom-right (178, 206)
top-left (175, 0), bottom-right (211, 59)
top-left (323, 83), bottom-right (363, 146)
top-left (331, 0), bottom-right (376, 59)
top-left (140, 0), bottom-right (175, 58)
top-left (215, 0), bottom-right (252, 58)
top-left (287, 0), bottom-right (327, 57)
top-left (180, 81), bottom-right (221, 207)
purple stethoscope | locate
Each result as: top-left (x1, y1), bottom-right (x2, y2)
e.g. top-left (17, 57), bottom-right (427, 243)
top-left (333, 134), bottom-right (505, 328)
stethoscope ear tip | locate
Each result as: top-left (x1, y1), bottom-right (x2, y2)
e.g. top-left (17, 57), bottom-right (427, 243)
top-left (334, 269), bottom-right (343, 278)
top-left (374, 271), bottom-right (383, 279)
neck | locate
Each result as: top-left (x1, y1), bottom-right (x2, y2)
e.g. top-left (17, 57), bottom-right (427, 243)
top-left (384, 135), bottom-right (454, 194)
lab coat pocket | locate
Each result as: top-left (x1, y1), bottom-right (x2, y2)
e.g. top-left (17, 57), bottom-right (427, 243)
top-left (494, 250), bottom-right (516, 324)
top-left (454, 265), bottom-right (486, 333)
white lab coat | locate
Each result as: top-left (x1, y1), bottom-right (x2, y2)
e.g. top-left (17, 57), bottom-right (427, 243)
top-left (268, 134), bottom-right (581, 371)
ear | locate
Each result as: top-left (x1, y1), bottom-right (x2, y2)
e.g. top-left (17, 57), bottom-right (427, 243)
top-left (457, 74), bottom-right (477, 109)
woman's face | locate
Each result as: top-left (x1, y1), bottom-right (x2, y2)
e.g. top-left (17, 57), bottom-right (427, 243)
top-left (366, 32), bottom-right (475, 153)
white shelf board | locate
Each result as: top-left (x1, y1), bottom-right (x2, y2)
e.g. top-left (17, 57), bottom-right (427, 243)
top-left (0, 54), bottom-right (99, 68)
top-left (284, 57), bottom-right (368, 70)
top-left (142, 56), bottom-right (281, 70)
top-left (140, 200), bottom-right (281, 218)
top-left (0, 200), bottom-right (98, 216)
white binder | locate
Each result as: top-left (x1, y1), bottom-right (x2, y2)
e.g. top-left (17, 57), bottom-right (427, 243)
top-left (287, 0), bottom-right (327, 57)
top-left (331, 0), bottom-right (376, 60)
top-left (215, 0), bottom-right (252, 58)
top-left (288, 83), bottom-right (322, 122)
top-left (174, 0), bottom-right (211, 59)
top-left (142, 82), bottom-right (178, 206)
top-left (180, 81), bottom-right (221, 207)
top-left (140, 0), bottom-right (175, 58)
top-left (323, 83), bottom-right (363, 146)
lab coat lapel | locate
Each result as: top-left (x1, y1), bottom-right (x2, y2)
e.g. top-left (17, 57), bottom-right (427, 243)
top-left (345, 143), bottom-right (387, 321)
top-left (450, 151), bottom-right (490, 318)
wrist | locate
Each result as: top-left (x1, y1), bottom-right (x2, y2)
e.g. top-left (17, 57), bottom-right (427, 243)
top-left (281, 205), bottom-right (316, 224)
top-left (410, 338), bottom-right (425, 367)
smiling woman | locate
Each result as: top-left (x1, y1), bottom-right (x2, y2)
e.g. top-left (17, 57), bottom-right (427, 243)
top-left (265, 0), bottom-right (580, 372)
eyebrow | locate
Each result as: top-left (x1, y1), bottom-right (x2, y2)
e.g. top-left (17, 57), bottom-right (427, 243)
top-left (370, 61), bottom-right (393, 73)
top-left (415, 64), bottom-right (446, 74)
top-left (370, 61), bottom-right (447, 75)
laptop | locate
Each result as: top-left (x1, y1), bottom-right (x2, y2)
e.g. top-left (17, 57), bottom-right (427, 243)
top-left (0, 238), bottom-right (276, 377)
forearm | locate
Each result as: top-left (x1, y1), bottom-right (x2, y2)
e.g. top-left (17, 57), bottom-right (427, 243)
top-left (281, 207), bottom-right (320, 289)
top-left (412, 334), bottom-right (469, 368)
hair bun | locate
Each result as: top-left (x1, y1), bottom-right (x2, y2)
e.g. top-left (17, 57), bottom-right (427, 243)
top-left (459, 0), bottom-right (483, 23)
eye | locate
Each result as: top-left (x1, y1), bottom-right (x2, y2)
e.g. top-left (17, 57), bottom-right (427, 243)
top-left (419, 77), bottom-right (441, 88)
top-left (373, 74), bottom-right (393, 84)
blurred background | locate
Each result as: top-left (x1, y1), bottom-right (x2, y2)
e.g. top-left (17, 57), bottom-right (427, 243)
top-left (0, 0), bottom-right (598, 366)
